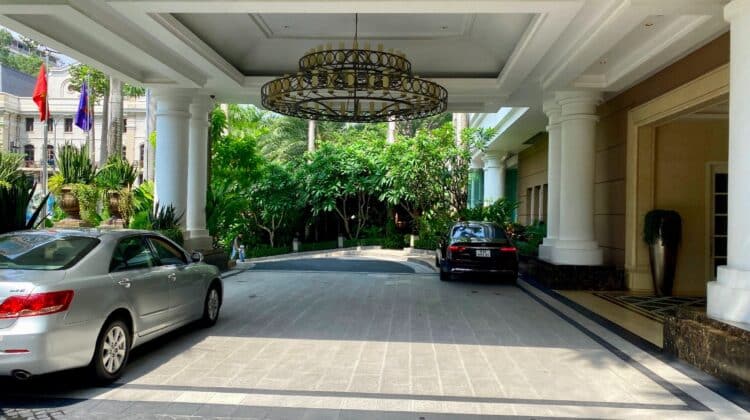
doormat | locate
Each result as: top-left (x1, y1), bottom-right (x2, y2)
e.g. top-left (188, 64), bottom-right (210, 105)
top-left (592, 293), bottom-right (706, 322)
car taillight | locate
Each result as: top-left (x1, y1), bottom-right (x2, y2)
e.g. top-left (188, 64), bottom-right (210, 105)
top-left (448, 245), bottom-right (466, 253)
top-left (500, 247), bottom-right (517, 253)
top-left (0, 291), bottom-right (74, 319)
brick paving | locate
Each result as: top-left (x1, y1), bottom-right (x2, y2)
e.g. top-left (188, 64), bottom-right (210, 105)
top-left (1, 265), bottom-right (748, 419)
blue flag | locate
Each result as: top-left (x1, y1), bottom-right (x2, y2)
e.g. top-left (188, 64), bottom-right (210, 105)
top-left (74, 81), bottom-right (92, 131)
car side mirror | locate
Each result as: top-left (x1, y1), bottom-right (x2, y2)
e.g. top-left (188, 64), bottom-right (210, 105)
top-left (191, 251), bottom-right (204, 263)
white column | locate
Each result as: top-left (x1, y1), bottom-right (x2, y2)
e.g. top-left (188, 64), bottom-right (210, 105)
top-left (308, 120), bottom-right (316, 152)
top-left (153, 89), bottom-right (192, 229)
top-left (708, 0), bottom-right (750, 324)
top-left (483, 153), bottom-right (505, 205)
top-left (387, 119), bottom-right (396, 143)
top-left (539, 100), bottom-right (562, 260)
top-left (552, 91), bottom-right (603, 266)
top-left (186, 95), bottom-right (212, 249)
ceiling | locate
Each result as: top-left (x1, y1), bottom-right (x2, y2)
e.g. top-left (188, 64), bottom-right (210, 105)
top-left (0, 0), bottom-right (731, 154)
top-left (174, 13), bottom-right (534, 78)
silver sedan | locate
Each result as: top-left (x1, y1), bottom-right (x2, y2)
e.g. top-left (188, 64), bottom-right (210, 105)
top-left (0, 229), bottom-right (222, 382)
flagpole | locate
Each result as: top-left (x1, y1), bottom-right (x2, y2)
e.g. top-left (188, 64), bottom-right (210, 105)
top-left (41, 53), bottom-right (49, 198)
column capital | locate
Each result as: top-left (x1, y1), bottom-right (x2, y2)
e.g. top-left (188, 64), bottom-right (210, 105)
top-left (556, 90), bottom-right (601, 122)
top-left (542, 99), bottom-right (562, 127)
top-left (154, 89), bottom-right (194, 118)
top-left (482, 152), bottom-right (505, 169)
top-left (726, 0), bottom-right (750, 22)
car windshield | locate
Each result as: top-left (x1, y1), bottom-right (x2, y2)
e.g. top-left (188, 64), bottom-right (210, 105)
top-left (0, 233), bottom-right (99, 270)
top-left (451, 224), bottom-right (509, 243)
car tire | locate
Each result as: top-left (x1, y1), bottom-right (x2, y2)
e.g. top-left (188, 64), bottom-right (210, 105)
top-left (439, 263), bottom-right (451, 282)
top-left (91, 319), bottom-right (131, 383)
top-left (201, 283), bottom-right (221, 327)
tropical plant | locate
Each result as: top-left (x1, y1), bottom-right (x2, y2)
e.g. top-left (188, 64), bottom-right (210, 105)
top-left (131, 181), bottom-right (154, 214)
top-left (460, 198), bottom-right (518, 228)
top-left (0, 151), bottom-right (24, 189)
top-left (245, 162), bottom-right (301, 247)
top-left (56, 143), bottom-right (95, 185)
top-left (95, 155), bottom-right (137, 191)
top-left (148, 202), bottom-right (184, 245)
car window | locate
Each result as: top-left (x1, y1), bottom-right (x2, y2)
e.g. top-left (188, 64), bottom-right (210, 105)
top-left (110, 236), bottom-right (157, 272)
top-left (0, 234), bottom-right (100, 271)
top-left (149, 237), bottom-right (187, 266)
top-left (451, 224), bottom-right (509, 243)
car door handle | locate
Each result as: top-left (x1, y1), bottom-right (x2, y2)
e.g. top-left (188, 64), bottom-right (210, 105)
top-left (168, 273), bottom-right (176, 281)
top-left (118, 279), bottom-right (131, 288)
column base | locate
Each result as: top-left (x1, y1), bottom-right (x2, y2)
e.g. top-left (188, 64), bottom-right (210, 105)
top-left (551, 240), bottom-right (603, 266)
top-left (707, 266), bottom-right (750, 325)
top-left (538, 238), bottom-right (556, 262)
top-left (184, 229), bottom-right (212, 251)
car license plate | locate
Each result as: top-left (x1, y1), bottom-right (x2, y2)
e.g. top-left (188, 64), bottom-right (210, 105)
top-left (476, 249), bottom-right (491, 258)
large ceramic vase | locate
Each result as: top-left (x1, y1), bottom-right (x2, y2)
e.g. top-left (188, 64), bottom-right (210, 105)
top-left (648, 238), bottom-right (677, 297)
top-left (108, 191), bottom-right (122, 219)
top-left (59, 186), bottom-right (81, 220)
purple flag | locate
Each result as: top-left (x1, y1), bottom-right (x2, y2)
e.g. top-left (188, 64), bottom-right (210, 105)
top-left (74, 81), bottom-right (92, 131)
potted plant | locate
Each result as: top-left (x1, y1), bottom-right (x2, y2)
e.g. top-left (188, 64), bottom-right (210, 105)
top-left (51, 144), bottom-right (95, 223)
top-left (643, 209), bottom-right (682, 296)
top-left (95, 155), bottom-right (137, 222)
top-left (0, 151), bottom-right (49, 234)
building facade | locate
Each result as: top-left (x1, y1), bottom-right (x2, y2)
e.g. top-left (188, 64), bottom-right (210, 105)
top-left (0, 65), bottom-right (149, 183)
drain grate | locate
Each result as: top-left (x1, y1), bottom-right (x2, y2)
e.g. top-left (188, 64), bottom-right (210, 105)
top-left (593, 293), bottom-right (706, 322)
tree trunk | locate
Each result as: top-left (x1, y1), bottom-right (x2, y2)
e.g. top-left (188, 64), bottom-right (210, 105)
top-left (108, 77), bottom-right (123, 158)
top-left (98, 86), bottom-right (110, 166)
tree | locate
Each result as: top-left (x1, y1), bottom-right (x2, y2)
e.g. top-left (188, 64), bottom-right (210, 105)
top-left (302, 130), bottom-right (386, 239)
top-left (0, 29), bottom-right (44, 76)
top-left (68, 65), bottom-right (145, 164)
top-left (245, 162), bottom-right (301, 247)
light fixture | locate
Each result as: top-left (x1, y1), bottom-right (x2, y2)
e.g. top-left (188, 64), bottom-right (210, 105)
top-left (261, 14), bottom-right (448, 123)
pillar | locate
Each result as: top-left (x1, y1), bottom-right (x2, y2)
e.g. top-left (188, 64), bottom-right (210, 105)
top-left (708, 0), bottom-right (750, 324)
top-left (468, 156), bottom-right (484, 209)
top-left (308, 119), bottom-right (316, 152)
top-left (539, 100), bottom-right (561, 261)
top-left (387, 118), bottom-right (396, 143)
top-left (552, 91), bottom-right (603, 266)
top-left (453, 113), bottom-right (468, 145)
top-left (483, 153), bottom-right (505, 205)
top-left (153, 89), bottom-right (192, 230)
top-left (186, 95), bottom-right (212, 250)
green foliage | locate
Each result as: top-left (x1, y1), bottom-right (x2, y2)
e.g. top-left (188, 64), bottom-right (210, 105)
top-left (149, 202), bottom-right (183, 231)
top-left (644, 210), bottom-right (682, 247)
top-left (131, 181), bottom-right (154, 214)
top-left (302, 130), bottom-right (386, 239)
top-left (96, 155), bottom-right (137, 191)
top-left (245, 162), bottom-right (301, 247)
top-left (56, 143), bottom-right (95, 185)
top-left (459, 198), bottom-right (518, 228)
top-left (0, 151), bottom-right (24, 189)
top-left (513, 222), bottom-right (547, 257)
top-left (0, 29), bottom-right (44, 76)
top-left (68, 64), bottom-right (145, 99)
top-left (128, 210), bottom-right (151, 230)
top-left (0, 176), bottom-right (49, 234)
top-left (71, 183), bottom-right (101, 226)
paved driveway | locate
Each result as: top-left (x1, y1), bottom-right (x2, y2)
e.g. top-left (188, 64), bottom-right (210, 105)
top-left (1, 261), bottom-right (748, 419)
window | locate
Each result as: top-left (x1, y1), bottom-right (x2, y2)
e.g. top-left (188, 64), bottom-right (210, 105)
top-left (0, 233), bottom-right (100, 271)
top-left (149, 237), bottom-right (187, 266)
top-left (47, 118), bottom-right (54, 132)
top-left (122, 145), bottom-right (127, 159)
top-left (110, 236), bottom-right (156, 272)
top-left (139, 143), bottom-right (145, 167)
top-left (711, 169), bottom-right (728, 279)
top-left (23, 144), bottom-right (34, 162)
top-left (46, 145), bottom-right (54, 163)
top-left (25, 118), bottom-right (34, 132)
top-left (64, 118), bottom-right (73, 133)
top-left (451, 224), bottom-right (508, 243)
top-left (122, 118), bottom-right (127, 133)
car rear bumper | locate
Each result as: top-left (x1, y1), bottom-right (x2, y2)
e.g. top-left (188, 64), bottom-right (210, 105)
top-left (0, 314), bottom-right (98, 377)
top-left (449, 267), bottom-right (517, 274)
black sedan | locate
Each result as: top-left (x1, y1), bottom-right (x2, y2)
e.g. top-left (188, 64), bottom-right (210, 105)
top-left (435, 221), bottom-right (519, 281)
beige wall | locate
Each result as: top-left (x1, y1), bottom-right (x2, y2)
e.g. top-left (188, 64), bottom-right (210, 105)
top-left (654, 119), bottom-right (728, 295)
top-left (517, 134), bottom-right (548, 225)
top-left (596, 32), bottom-right (729, 268)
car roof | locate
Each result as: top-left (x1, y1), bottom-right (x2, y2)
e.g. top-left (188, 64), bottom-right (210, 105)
top-left (1, 229), bottom-right (155, 239)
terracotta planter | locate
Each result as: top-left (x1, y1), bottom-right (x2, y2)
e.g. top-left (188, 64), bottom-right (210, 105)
top-left (59, 187), bottom-right (81, 220)
top-left (108, 191), bottom-right (122, 219)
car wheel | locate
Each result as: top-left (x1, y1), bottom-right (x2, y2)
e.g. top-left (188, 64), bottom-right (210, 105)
top-left (201, 283), bottom-right (221, 327)
top-left (91, 319), bottom-right (130, 383)
top-left (439, 262), bottom-right (451, 282)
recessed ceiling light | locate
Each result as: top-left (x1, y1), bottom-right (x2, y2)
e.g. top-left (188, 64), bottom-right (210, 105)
top-left (644, 22), bottom-right (654, 27)
top-left (283, 25), bottom-right (290, 29)
top-left (441, 26), bottom-right (448, 30)
top-left (599, 58), bottom-right (608, 65)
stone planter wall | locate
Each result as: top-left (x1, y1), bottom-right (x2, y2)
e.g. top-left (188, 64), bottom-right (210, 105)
top-left (520, 257), bottom-right (625, 290)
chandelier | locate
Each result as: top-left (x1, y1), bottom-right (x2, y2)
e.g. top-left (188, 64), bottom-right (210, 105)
top-left (261, 14), bottom-right (448, 123)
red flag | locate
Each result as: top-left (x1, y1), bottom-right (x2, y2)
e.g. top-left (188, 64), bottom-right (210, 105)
top-left (32, 64), bottom-right (48, 121)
